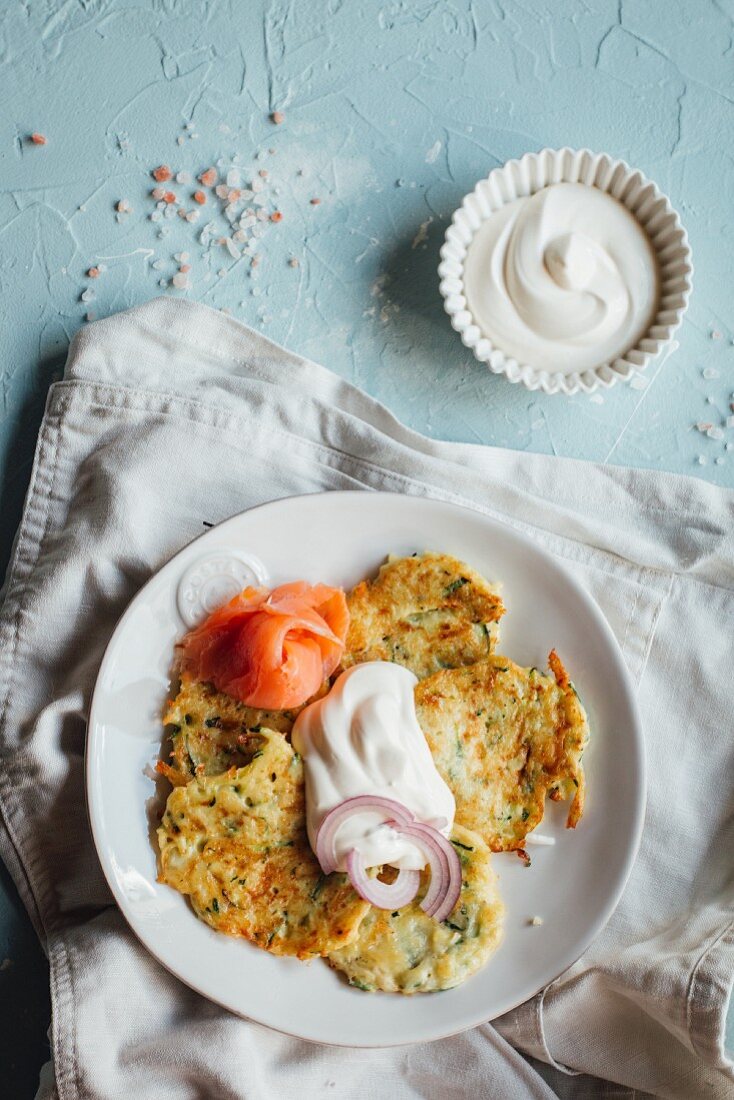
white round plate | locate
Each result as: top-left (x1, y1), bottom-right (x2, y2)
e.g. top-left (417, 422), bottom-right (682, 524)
top-left (87, 491), bottom-right (645, 1047)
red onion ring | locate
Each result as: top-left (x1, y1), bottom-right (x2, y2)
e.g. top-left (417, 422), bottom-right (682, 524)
top-left (392, 822), bottom-right (462, 922)
top-left (314, 795), bottom-right (414, 874)
top-left (345, 848), bottom-right (421, 910)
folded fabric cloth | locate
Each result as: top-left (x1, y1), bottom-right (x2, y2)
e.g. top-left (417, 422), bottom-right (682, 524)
top-left (0, 298), bottom-right (732, 1100)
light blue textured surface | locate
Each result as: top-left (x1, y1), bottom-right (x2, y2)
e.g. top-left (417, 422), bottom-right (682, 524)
top-left (0, 1), bottom-right (732, 1092)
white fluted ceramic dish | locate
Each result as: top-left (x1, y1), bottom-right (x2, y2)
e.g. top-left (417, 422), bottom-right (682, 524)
top-left (439, 147), bottom-right (692, 395)
top-left (87, 491), bottom-right (645, 1047)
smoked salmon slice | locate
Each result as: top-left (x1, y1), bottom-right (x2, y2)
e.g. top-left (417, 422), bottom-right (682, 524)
top-left (178, 581), bottom-right (349, 710)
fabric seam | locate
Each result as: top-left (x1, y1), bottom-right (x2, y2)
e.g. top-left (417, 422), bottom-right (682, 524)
top-left (686, 916), bottom-right (734, 1071)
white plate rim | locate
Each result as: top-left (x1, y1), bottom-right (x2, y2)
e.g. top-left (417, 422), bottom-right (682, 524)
top-left (86, 490), bottom-right (646, 1047)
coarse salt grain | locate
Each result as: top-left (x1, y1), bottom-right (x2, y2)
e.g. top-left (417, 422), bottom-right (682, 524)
top-left (727, 443), bottom-right (734, 452)
top-left (716, 457), bottom-right (725, 465)
top-left (310, 197), bottom-right (321, 205)
top-left (702, 367), bottom-right (719, 380)
top-left (199, 168), bottom-right (217, 187)
top-left (185, 210), bottom-right (200, 223)
top-left (80, 289), bottom-right (95, 302)
top-left (193, 190), bottom-right (207, 205)
top-left (529, 916), bottom-right (543, 926)
top-left (215, 183), bottom-right (230, 199)
top-left (152, 165), bottom-right (172, 182)
top-left (271, 110), bottom-right (285, 124)
top-left (30, 132), bottom-right (47, 145)
top-left (117, 199), bottom-right (132, 213)
top-left (259, 169), bottom-right (269, 179)
top-left (176, 171), bottom-right (192, 184)
top-left (288, 257), bottom-right (299, 267)
top-left (726, 415), bottom-right (734, 428)
top-left (707, 427), bottom-right (724, 440)
top-left (87, 267), bottom-right (100, 278)
top-left (163, 191), bottom-right (177, 204)
top-left (697, 455), bottom-right (707, 465)
top-left (251, 178), bottom-right (264, 193)
top-left (270, 210), bottom-right (283, 222)
top-left (696, 422), bottom-right (714, 433)
top-left (177, 135), bottom-right (185, 146)
top-left (172, 272), bottom-right (189, 289)
top-left (151, 187), bottom-right (165, 200)
top-left (152, 260), bottom-right (165, 271)
top-left (180, 264), bottom-right (191, 273)
top-left (226, 168), bottom-right (241, 188)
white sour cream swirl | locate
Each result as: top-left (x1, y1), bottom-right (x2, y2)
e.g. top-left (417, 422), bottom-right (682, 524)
top-left (291, 662), bottom-right (455, 872)
top-left (463, 181), bottom-right (659, 373)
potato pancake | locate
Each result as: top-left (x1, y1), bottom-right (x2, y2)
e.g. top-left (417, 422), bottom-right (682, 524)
top-left (328, 824), bottom-right (503, 993)
top-left (415, 651), bottom-right (588, 851)
top-left (157, 728), bottom-right (369, 958)
top-left (342, 552), bottom-right (504, 680)
top-left (159, 672), bottom-right (323, 785)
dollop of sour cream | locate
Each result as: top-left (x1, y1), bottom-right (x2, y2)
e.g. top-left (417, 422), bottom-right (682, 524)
top-left (463, 182), bottom-right (659, 373)
top-left (292, 662), bottom-right (455, 872)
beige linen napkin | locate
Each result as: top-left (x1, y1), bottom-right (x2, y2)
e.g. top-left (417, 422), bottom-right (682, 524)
top-left (0, 298), bottom-right (732, 1100)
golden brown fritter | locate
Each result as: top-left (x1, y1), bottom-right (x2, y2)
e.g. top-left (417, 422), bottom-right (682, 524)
top-left (157, 728), bottom-right (369, 958)
top-left (158, 672), bottom-right (324, 785)
top-left (415, 651), bottom-right (588, 852)
top-left (328, 824), bottom-right (504, 993)
top-left (342, 552), bottom-right (504, 680)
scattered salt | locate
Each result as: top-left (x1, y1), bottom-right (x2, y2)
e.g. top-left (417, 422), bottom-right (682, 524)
top-left (726, 415), bottom-right (734, 428)
top-left (152, 260), bottom-right (165, 271)
top-left (715, 457), bottom-right (725, 466)
top-left (177, 135), bottom-right (185, 146)
top-left (707, 427), bottom-right (724, 440)
top-left (172, 272), bottom-right (190, 289)
top-left (425, 139), bottom-right (442, 163)
top-left (226, 168), bottom-right (241, 188)
top-left (697, 455), bottom-right (707, 466)
top-left (702, 367), bottom-right (719, 380)
top-left (80, 289), bottom-right (95, 302)
top-left (629, 375), bottom-right (647, 390)
top-left (529, 916), bottom-right (543, 927)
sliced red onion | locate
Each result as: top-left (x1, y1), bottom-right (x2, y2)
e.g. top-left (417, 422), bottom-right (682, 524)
top-left (394, 822), bottom-right (462, 923)
top-left (346, 848), bottom-right (421, 910)
top-left (314, 795), bottom-right (414, 874)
